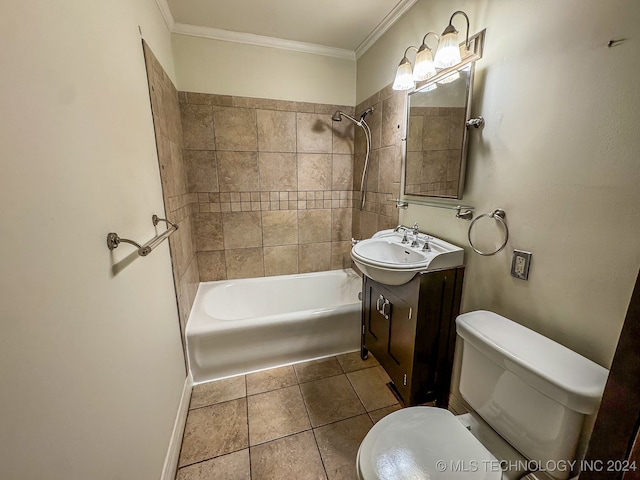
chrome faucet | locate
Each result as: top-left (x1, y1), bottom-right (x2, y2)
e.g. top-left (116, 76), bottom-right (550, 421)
top-left (411, 222), bottom-right (420, 247)
top-left (422, 235), bottom-right (431, 251)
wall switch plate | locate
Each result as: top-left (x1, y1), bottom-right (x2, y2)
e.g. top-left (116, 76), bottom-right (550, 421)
top-left (511, 250), bottom-right (532, 280)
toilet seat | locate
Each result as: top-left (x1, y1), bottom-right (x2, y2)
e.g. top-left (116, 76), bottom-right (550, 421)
top-left (357, 407), bottom-right (502, 480)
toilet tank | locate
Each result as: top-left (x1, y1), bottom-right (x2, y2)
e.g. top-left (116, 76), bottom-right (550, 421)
top-left (456, 311), bottom-right (609, 478)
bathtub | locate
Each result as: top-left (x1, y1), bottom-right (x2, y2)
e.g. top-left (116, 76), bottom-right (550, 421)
top-left (186, 268), bottom-right (362, 383)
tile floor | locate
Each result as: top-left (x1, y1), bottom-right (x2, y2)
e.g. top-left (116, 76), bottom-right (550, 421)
top-left (176, 352), bottom-right (405, 480)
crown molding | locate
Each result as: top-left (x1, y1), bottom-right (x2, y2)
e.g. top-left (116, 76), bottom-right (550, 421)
top-left (172, 23), bottom-right (356, 61)
top-left (355, 0), bottom-right (418, 59)
top-left (154, 0), bottom-right (175, 31)
top-left (153, 0), bottom-right (413, 61)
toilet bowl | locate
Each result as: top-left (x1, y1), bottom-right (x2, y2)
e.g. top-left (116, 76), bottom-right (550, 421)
top-left (356, 311), bottom-right (609, 480)
top-left (357, 407), bottom-right (502, 480)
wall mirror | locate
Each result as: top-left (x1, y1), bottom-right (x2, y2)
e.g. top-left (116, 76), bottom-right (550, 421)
top-left (402, 30), bottom-right (485, 200)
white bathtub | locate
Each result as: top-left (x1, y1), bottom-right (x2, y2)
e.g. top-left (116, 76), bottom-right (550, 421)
top-left (186, 268), bottom-right (362, 383)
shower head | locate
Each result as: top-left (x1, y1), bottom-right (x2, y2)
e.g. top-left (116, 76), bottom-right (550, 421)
top-left (331, 111), bottom-right (343, 122)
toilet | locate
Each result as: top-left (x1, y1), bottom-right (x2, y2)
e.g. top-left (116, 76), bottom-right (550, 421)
top-left (356, 310), bottom-right (609, 480)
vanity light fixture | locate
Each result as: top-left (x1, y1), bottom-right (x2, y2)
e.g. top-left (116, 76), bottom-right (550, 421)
top-left (392, 31), bottom-right (439, 91)
top-left (434, 11), bottom-right (470, 68)
top-left (413, 32), bottom-right (439, 81)
top-left (392, 47), bottom-right (417, 91)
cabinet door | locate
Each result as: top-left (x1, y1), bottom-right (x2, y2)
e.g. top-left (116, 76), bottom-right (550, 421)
top-left (384, 288), bottom-right (415, 401)
top-left (363, 279), bottom-right (390, 355)
top-left (362, 278), bottom-right (417, 402)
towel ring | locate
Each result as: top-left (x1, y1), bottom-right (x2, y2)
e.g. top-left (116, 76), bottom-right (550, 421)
top-left (468, 209), bottom-right (509, 256)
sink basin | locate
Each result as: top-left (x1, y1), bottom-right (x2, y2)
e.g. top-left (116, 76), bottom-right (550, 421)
top-left (351, 229), bottom-right (464, 285)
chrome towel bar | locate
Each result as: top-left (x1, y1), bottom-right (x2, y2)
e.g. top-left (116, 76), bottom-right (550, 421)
top-left (107, 214), bottom-right (177, 257)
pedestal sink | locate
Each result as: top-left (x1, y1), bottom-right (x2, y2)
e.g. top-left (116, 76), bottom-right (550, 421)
top-left (351, 229), bottom-right (464, 285)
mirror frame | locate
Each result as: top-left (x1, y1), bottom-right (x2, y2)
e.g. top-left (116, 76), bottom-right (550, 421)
top-left (401, 29), bottom-right (486, 202)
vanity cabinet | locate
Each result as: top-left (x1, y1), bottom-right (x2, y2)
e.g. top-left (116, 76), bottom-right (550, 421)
top-left (361, 266), bottom-right (464, 407)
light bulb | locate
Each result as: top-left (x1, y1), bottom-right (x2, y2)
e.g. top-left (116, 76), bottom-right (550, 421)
top-left (392, 57), bottom-right (414, 91)
top-left (413, 46), bottom-right (436, 81)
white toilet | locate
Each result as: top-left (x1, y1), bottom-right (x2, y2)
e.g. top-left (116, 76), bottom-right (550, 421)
top-left (356, 310), bottom-right (609, 480)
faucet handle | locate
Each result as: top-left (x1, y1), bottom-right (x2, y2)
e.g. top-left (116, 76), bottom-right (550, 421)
top-left (422, 235), bottom-right (432, 251)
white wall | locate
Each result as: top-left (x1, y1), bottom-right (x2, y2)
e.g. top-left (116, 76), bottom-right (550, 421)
top-left (0, 1), bottom-right (186, 479)
top-left (358, 0), bottom-right (640, 367)
top-left (172, 33), bottom-right (357, 105)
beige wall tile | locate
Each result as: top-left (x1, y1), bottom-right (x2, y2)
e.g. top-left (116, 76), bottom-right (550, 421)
top-left (225, 247), bottom-right (265, 279)
top-left (407, 115), bottom-right (424, 152)
top-left (186, 92), bottom-right (233, 107)
top-left (331, 154), bottom-right (353, 191)
top-left (331, 118), bottom-right (354, 155)
top-left (213, 106), bottom-right (257, 151)
top-left (262, 210), bottom-right (298, 246)
top-left (263, 245), bottom-right (298, 276)
top-left (222, 211), bottom-right (262, 249)
top-left (331, 208), bottom-right (352, 242)
top-left (381, 92), bottom-right (405, 148)
top-left (331, 241), bottom-right (352, 270)
top-left (257, 110), bottom-right (296, 152)
top-left (364, 149), bottom-right (379, 193)
top-left (193, 212), bottom-right (224, 251)
top-left (296, 113), bottom-right (332, 153)
top-left (218, 151), bottom-right (259, 192)
top-left (298, 242), bottom-right (331, 273)
top-left (233, 96), bottom-right (279, 110)
top-left (298, 209), bottom-right (331, 244)
top-left (185, 150), bottom-right (218, 193)
top-left (258, 152), bottom-right (297, 191)
top-left (198, 251), bottom-right (227, 281)
top-left (358, 210), bottom-right (379, 240)
top-left (297, 153), bottom-right (331, 191)
top-left (378, 145), bottom-right (400, 195)
top-left (423, 150), bottom-right (448, 183)
top-left (181, 104), bottom-right (214, 150)
top-left (423, 115), bottom-right (449, 150)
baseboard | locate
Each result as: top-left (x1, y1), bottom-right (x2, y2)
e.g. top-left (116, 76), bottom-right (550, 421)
top-left (160, 375), bottom-right (192, 480)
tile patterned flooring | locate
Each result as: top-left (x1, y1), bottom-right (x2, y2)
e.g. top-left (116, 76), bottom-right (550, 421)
top-left (176, 352), bottom-right (404, 480)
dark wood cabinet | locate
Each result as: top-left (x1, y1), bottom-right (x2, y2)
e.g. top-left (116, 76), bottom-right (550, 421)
top-left (361, 266), bottom-right (464, 407)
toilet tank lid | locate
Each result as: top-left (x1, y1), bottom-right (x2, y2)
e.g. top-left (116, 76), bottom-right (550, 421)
top-left (456, 311), bottom-right (609, 414)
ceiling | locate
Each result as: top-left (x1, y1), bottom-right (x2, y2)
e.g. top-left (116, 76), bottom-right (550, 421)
top-left (162, 0), bottom-right (417, 58)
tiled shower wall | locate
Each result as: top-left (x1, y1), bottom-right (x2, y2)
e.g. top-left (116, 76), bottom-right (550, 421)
top-left (178, 92), bottom-right (357, 281)
top-left (352, 86), bottom-right (405, 240)
top-left (143, 40), bottom-right (409, 334)
top-left (143, 42), bottom-right (199, 340)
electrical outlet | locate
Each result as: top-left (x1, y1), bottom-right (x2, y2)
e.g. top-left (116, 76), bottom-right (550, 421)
top-left (511, 250), bottom-right (532, 280)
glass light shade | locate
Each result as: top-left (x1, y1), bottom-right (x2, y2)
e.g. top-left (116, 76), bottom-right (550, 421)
top-left (434, 29), bottom-right (461, 68)
top-left (437, 71), bottom-right (460, 84)
top-left (392, 58), bottom-right (414, 91)
top-left (413, 47), bottom-right (436, 81)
